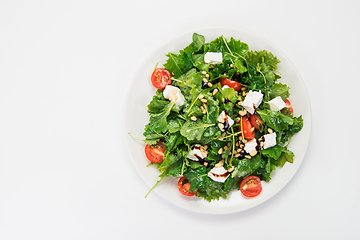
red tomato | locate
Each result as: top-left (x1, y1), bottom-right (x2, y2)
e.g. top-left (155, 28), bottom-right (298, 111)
top-left (250, 114), bottom-right (262, 130)
top-left (178, 177), bottom-right (198, 196)
top-left (219, 78), bottom-right (242, 91)
top-left (151, 68), bottom-right (171, 89)
top-left (284, 99), bottom-right (293, 112)
top-left (240, 176), bottom-right (262, 198)
top-left (240, 116), bottom-right (255, 140)
top-left (145, 142), bottom-right (166, 163)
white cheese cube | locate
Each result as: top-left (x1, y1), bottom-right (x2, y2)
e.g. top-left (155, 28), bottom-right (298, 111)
top-left (163, 85), bottom-right (185, 109)
top-left (208, 166), bottom-right (230, 183)
top-left (241, 90), bottom-right (263, 114)
top-left (217, 110), bottom-right (234, 131)
top-left (204, 52), bottom-right (222, 64)
top-left (268, 96), bottom-right (286, 111)
top-left (263, 133), bottom-right (277, 149)
top-left (244, 138), bottom-right (258, 153)
top-left (187, 144), bottom-right (206, 161)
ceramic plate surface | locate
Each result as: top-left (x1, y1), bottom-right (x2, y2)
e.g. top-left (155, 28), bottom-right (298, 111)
top-left (124, 27), bottom-right (311, 214)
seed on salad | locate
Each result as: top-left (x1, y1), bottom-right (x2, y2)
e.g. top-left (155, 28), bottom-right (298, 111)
top-left (215, 160), bottom-right (224, 168)
top-left (235, 153), bottom-right (240, 158)
top-left (218, 123), bottom-right (224, 129)
top-left (239, 110), bottom-right (247, 116)
top-left (205, 74), bottom-right (209, 78)
top-left (202, 71), bottom-right (207, 75)
top-left (203, 78), bottom-right (208, 83)
top-left (208, 83), bottom-right (213, 87)
top-left (235, 141), bottom-right (239, 147)
top-left (229, 151), bottom-right (232, 155)
top-left (250, 150), bottom-right (257, 156)
top-left (268, 128), bottom-right (273, 134)
top-left (230, 63), bottom-right (234, 68)
top-left (212, 89), bottom-right (218, 95)
top-left (237, 96), bottom-right (243, 101)
top-left (242, 91), bottom-right (247, 97)
top-left (218, 148), bottom-right (223, 154)
top-left (241, 86), bottom-right (247, 91)
top-left (237, 101), bottom-right (242, 106)
top-left (227, 142), bottom-right (231, 148)
top-left (238, 136), bottom-right (243, 141)
top-left (223, 146), bottom-right (228, 150)
top-left (200, 98), bottom-right (208, 103)
top-left (198, 94), bottom-right (204, 99)
top-left (204, 145), bottom-right (208, 150)
top-left (245, 155), bottom-right (251, 159)
top-left (260, 141), bottom-right (265, 148)
top-left (221, 132), bottom-right (226, 138)
top-left (191, 116), bottom-right (197, 121)
top-left (200, 105), bottom-right (205, 111)
top-left (203, 162), bottom-right (208, 167)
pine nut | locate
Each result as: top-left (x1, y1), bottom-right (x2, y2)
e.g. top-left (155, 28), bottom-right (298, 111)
top-left (250, 150), bottom-right (257, 156)
top-left (218, 123), bottom-right (224, 129)
top-left (218, 148), bottom-right (223, 154)
top-left (212, 89), bottom-right (218, 95)
top-left (208, 83), bottom-right (213, 87)
top-left (201, 71), bottom-right (207, 75)
top-left (200, 98), bottom-right (207, 103)
top-left (190, 116), bottom-right (197, 121)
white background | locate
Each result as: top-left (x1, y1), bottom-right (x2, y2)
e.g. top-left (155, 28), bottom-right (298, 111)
top-left (0, 0), bottom-right (359, 239)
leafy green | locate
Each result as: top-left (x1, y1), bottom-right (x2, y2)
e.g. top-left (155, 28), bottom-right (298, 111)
top-left (180, 120), bottom-right (215, 141)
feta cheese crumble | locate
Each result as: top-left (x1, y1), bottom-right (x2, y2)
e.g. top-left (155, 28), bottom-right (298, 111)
top-left (217, 110), bottom-right (234, 131)
top-left (187, 144), bottom-right (206, 161)
top-left (268, 96), bottom-right (286, 111)
top-left (241, 90), bottom-right (263, 114)
top-left (204, 52), bottom-right (222, 64)
top-left (163, 85), bottom-right (185, 109)
top-left (208, 166), bottom-right (230, 183)
top-left (244, 138), bottom-right (258, 153)
top-left (263, 132), bottom-right (277, 149)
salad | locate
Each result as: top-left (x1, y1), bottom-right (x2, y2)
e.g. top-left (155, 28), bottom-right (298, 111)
top-left (141, 33), bottom-right (303, 202)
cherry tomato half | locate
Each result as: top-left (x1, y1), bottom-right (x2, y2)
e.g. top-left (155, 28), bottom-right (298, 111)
top-left (250, 114), bottom-right (262, 130)
top-left (178, 177), bottom-right (198, 196)
top-left (240, 176), bottom-right (262, 198)
top-left (145, 141), bottom-right (166, 163)
top-left (151, 68), bottom-right (171, 89)
top-left (284, 99), bottom-right (293, 113)
top-left (219, 78), bottom-right (242, 91)
top-left (240, 116), bottom-right (255, 140)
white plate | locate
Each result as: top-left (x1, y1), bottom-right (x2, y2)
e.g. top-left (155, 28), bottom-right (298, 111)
top-left (124, 27), bottom-right (311, 214)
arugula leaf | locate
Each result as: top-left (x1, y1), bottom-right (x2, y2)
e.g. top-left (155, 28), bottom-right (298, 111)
top-left (149, 101), bottom-right (175, 133)
top-left (261, 145), bottom-right (283, 160)
top-left (180, 119), bottom-right (215, 141)
top-left (269, 82), bottom-right (290, 101)
top-left (276, 149), bottom-right (295, 167)
top-left (168, 118), bottom-right (185, 133)
top-left (257, 109), bottom-right (294, 132)
top-left (183, 166), bottom-right (212, 192)
top-left (231, 155), bottom-right (265, 178)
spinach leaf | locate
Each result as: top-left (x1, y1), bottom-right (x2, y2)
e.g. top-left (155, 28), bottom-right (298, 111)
top-left (149, 101), bottom-right (175, 133)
